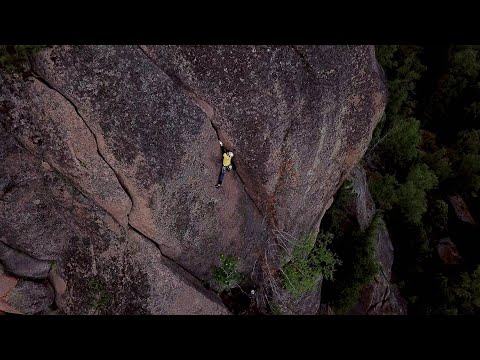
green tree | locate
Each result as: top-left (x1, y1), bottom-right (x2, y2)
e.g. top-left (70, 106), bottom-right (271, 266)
top-left (371, 164), bottom-right (438, 225)
top-left (381, 117), bottom-right (422, 169)
top-left (428, 199), bottom-right (449, 233)
top-left (369, 173), bottom-right (399, 210)
top-left (395, 182), bottom-right (427, 225)
top-left (452, 130), bottom-right (480, 195)
top-left (421, 148), bottom-right (453, 183)
top-left (431, 266), bottom-right (480, 315)
top-left (384, 46), bottom-right (427, 118)
top-left (375, 45), bottom-right (399, 70)
top-left (406, 163), bottom-right (439, 191)
top-left (425, 47), bottom-right (480, 133)
top-left (325, 213), bottom-right (383, 314)
top-left (451, 48), bottom-right (480, 79)
top-left (281, 232), bottom-right (341, 300)
top-left (456, 129), bottom-right (480, 154)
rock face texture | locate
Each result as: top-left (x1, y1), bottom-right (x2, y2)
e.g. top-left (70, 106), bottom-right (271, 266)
top-left (139, 45), bottom-right (386, 239)
top-left (0, 128), bottom-right (228, 314)
top-left (348, 166), bottom-right (407, 315)
top-left (0, 45), bottom-right (386, 314)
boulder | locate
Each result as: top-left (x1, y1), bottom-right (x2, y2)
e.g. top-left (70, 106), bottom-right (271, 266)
top-left (436, 238), bottom-right (462, 265)
top-left (4, 280), bottom-right (54, 315)
top-left (448, 195), bottom-right (476, 226)
top-left (0, 242), bottom-right (51, 279)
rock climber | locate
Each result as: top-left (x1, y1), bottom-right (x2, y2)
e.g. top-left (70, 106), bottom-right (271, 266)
top-left (215, 140), bottom-right (234, 188)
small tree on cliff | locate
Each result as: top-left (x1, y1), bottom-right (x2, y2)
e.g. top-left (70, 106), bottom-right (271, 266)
top-left (281, 232), bottom-right (341, 300)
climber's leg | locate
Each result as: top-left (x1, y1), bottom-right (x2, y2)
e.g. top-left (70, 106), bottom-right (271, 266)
top-left (216, 166), bottom-right (226, 187)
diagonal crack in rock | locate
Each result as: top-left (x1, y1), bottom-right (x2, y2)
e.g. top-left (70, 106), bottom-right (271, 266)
top-left (21, 61), bottom-right (225, 304)
top-left (136, 45), bottom-right (268, 222)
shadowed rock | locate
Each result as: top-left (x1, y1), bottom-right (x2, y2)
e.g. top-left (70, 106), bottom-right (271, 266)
top-left (448, 195), bottom-right (476, 225)
top-left (0, 242), bottom-right (51, 279)
top-left (436, 238), bottom-right (462, 265)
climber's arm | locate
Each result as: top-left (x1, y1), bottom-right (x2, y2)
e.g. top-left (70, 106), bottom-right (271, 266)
top-left (219, 140), bottom-right (227, 153)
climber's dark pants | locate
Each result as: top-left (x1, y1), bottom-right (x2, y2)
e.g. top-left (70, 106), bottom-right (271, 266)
top-left (217, 166), bottom-right (231, 185)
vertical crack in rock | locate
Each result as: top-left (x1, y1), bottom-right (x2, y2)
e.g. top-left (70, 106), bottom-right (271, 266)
top-left (136, 45), bottom-right (267, 221)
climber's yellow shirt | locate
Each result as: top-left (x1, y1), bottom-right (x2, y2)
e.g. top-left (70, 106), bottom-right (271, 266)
top-left (223, 153), bottom-right (232, 167)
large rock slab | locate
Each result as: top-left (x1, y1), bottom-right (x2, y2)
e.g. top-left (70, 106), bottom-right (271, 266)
top-left (1, 45), bottom-right (386, 314)
top-left (140, 45), bottom-right (387, 241)
top-left (0, 126), bottom-right (227, 314)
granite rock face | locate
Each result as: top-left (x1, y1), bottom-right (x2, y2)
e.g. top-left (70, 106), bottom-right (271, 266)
top-left (0, 127), bottom-right (227, 314)
top-left (0, 45), bottom-right (386, 314)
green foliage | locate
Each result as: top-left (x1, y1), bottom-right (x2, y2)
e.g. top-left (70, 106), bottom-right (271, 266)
top-left (87, 277), bottom-right (113, 312)
top-left (421, 148), bottom-right (453, 183)
top-left (375, 45), bottom-right (399, 70)
top-left (381, 117), bottom-right (422, 168)
top-left (268, 302), bottom-right (282, 315)
top-left (212, 254), bottom-right (242, 292)
top-left (430, 266), bottom-right (480, 315)
top-left (370, 164), bottom-right (438, 225)
top-left (370, 44), bottom-right (480, 314)
top-left (382, 46), bottom-right (426, 118)
top-left (451, 48), bottom-right (480, 79)
top-left (456, 129), bottom-right (480, 154)
top-left (352, 214), bottom-right (383, 283)
top-left (426, 47), bottom-right (480, 132)
top-left (0, 45), bottom-right (46, 73)
top-left (428, 199), bottom-right (449, 232)
top-left (281, 232), bottom-right (341, 300)
top-left (370, 163), bottom-right (438, 225)
top-left (458, 153), bottom-right (480, 178)
top-left (452, 130), bottom-right (480, 196)
top-left (369, 173), bottom-right (399, 210)
top-left (326, 213), bottom-right (383, 314)
top-left (396, 182), bottom-right (428, 225)
top-left (406, 164), bottom-right (439, 192)
top-left (371, 46), bottom-right (425, 173)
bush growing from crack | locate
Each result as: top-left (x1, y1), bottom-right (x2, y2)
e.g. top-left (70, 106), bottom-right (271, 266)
top-left (212, 254), bottom-right (242, 293)
top-left (281, 232), bottom-right (341, 300)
